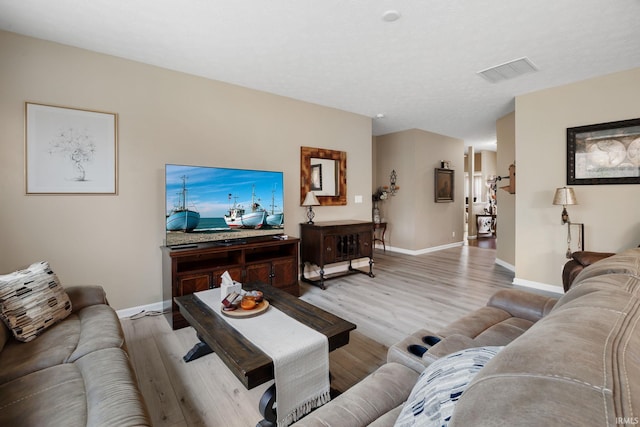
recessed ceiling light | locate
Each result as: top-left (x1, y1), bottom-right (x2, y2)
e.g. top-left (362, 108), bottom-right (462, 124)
top-left (375, 113), bottom-right (386, 119)
top-left (382, 10), bottom-right (401, 22)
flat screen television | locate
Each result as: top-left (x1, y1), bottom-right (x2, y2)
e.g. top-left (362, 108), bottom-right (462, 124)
top-left (165, 164), bottom-right (285, 247)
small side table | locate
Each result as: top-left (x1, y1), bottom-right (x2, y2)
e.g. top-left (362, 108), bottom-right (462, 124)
top-left (373, 222), bottom-right (387, 252)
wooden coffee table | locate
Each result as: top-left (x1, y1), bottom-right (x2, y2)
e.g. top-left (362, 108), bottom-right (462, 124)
top-left (174, 282), bottom-right (356, 426)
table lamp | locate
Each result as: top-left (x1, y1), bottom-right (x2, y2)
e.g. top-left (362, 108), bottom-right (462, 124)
top-left (302, 192), bottom-right (320, 224)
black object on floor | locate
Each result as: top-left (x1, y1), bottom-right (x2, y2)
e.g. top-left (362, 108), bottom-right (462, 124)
top-left (422, 335), bottom-right (441, 346)
top-left (408, 344), bottom-right (428, 357)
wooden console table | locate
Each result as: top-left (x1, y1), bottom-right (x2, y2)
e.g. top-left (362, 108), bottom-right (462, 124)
top-left (373, 222), bottom-right (387, 252)
top-left (300, 220), bottom-right (374, 289)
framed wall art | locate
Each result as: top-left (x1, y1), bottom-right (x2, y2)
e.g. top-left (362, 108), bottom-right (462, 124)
top-left (567, 118), bottom-right (640, 185)
top-left (310, 164), bottom-right (322, 191)
top-left (25, 102), bottom-right (118, 194)
top-left (435, 168), bottom-right (454, 202)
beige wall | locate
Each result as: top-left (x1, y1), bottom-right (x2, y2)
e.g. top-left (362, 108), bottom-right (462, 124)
top-left (375, 129), bottom-right (465, 252)
top-left (0, 31), bottom-right (373, 310)
top-left (496, 112), bottom-right (516, 267)
top-left (515, 67), bottom-right (640, 290)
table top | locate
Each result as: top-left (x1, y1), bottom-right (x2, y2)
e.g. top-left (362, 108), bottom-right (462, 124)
top-left (174, 283), bottom-right (356, 389)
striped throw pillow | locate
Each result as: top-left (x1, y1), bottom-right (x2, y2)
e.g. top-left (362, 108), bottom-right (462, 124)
top-left (394, 346), bottom-right (504, 427)
top-left (0, 261), bottom-right (72, 342)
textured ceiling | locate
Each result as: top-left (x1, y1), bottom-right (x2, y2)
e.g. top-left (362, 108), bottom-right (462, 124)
top-left (2, 0), bottom-right (640, 152)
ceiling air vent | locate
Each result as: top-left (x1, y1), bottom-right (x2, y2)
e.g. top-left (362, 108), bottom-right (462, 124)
top-left (477, 57), bottom-right (538, 83)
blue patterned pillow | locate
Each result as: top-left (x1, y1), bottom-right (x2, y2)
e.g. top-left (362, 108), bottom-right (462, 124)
top-left (394, 346), bottom-right (504, 427)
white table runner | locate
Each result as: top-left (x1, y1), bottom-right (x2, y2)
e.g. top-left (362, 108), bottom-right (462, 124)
top-left (195, 288), bottom-right (330, 427)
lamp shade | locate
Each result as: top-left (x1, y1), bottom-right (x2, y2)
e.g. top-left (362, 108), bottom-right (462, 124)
top-left (302, 191), bottom-right (320, 206)
top-left (552, 187), bottom-right (577, 206)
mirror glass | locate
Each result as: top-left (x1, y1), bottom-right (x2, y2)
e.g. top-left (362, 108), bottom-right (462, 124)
top-left (310, 157), bottom-right (338, 196)
top-left (300, 146), bottom-right (347, 206)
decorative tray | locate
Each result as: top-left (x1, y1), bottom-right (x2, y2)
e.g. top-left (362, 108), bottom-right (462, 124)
top-left (220, 299), bottom-right (270, 318)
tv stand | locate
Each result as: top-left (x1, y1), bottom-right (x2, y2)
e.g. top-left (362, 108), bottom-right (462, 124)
top-left (213, 239), bottom-right (246, 247)
top-left (162, 237), bottom-right (300, 329)
top-left (171, 244), bottom-right (199, 250)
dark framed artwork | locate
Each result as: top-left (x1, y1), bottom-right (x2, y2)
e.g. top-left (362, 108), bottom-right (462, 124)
top-left (310, 164), bottom-right (323, 191)
top-left (567, 118), bottom-right (640, 185)
top-left (435, 168), bottom-right (454, 202)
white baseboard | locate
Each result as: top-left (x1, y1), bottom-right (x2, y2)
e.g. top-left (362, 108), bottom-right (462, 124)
top-left (512, 277), bottom-right (563, 296)
top-left (495, 257), bottom-right (515, 272)
top-left (379, 241), bottom-right (464, 256)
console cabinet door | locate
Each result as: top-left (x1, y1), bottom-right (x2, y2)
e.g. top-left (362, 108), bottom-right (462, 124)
top-left (177, 273), bottom-right (212, 296)
top-left (245, 262), bottom-right (272, 285)
top-left (272, 257), bottom-right (297, 289)
top-left (212, 267), bottom-right (243, 288)
top-left (323, 235), bottom-right (337, 264)
top-left (358, 231), bottom-right (372, 258)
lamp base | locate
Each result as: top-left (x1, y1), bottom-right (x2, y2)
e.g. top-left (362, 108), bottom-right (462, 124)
top-left (306, 206), bottom-right (315, 224)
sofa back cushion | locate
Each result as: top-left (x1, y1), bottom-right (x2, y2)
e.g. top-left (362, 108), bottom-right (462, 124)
top-left (0, 261), bottom-right (72, 342)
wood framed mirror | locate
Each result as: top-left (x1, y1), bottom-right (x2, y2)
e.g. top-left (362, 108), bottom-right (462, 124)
top-left (300, 146), bottom-right (347, 206)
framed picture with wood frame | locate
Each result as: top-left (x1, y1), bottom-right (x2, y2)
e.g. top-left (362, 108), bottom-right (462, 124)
top-left (310, 164), bottom-right (322, 191)
top-left (435, 168), bottom-right (454, 202)
top-left (567, 118), bottom-right (640, 185)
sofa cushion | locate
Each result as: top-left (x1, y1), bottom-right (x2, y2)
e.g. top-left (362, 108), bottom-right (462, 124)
top-left (393, 346), bottom-right (503, 427)
top-left (437, 306), bottom-right (511, 338)
top-left (0, 304), bottom-right (125, 385)
top-left (0, 261), bottom-right (72, 342)
top-left (473, 317), bottom-right (534, 345)
top-left (0, 347), bottom-right (150, 427)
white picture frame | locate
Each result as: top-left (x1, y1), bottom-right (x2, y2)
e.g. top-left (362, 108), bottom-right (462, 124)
top-left (25, 102), bottom-right (118, 194)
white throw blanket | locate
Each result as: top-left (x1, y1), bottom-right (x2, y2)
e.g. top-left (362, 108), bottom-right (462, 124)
top-left (195, 288), bottom-right (331, 427)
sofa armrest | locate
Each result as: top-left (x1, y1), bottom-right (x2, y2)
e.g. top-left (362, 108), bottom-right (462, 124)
top-left (65, 286), bottom-right (108, 313)
top-left (572, 251), bottom-right (616, 267)
top-left (562, 251), bottom-right (616, 291)
top-left (487, 289), bottom-right (557, 323)
top-left (426, 334), bottom-right (479, 360)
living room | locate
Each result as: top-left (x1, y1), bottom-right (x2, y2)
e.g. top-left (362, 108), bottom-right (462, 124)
top-left (3, 29), bottom-right (639, 307)
top-left (2, 3), bottom-right (640, 426)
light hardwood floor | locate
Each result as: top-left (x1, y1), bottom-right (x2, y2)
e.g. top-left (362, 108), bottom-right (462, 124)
top-left (121, 245), bottom-right (514, 427)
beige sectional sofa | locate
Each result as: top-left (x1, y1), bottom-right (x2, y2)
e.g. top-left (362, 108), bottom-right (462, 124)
top-left (294, 247), bottom-right (640, 427)
top-left (0, 284), bottom-right (150, 426)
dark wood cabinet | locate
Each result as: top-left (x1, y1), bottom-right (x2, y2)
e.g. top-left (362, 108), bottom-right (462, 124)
top-left (162, 237), bottom-right (299, 329)
top-left (300, 220), bottom-right (374, 289)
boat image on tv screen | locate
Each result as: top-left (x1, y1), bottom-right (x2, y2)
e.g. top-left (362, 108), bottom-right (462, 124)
top-left (165, 164), bottom-right (284, 247)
